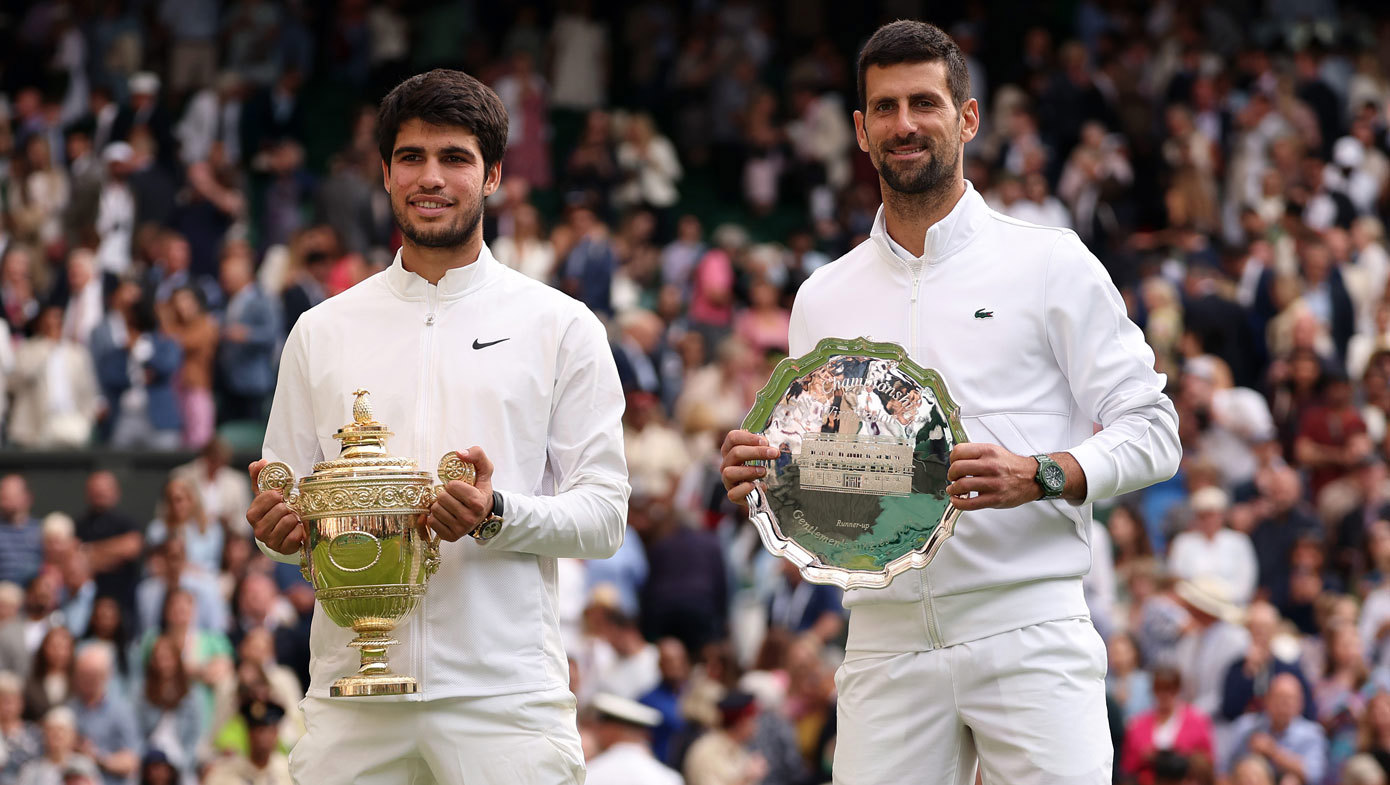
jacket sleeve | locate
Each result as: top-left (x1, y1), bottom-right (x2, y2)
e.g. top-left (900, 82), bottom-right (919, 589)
top-left (1220, 658), bottom-right (1253, 721)
top-left (255, 321), bottom-right (323, 565)
top-left (74, 348), bottom-right (101, 419)
top-left (94, 346), bottom-right (131, 396)
top-left (246, 294), bottom-right (282, 350)
top-left (147, 335), bottom-right (182, 383)
top-left (483, 307), bottom-right (630, 559)
top-left (1044, 232), bottom-right (1182, 505)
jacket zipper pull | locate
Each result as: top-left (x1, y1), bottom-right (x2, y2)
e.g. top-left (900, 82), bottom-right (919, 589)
top-left (425, 312), bottom-right (435, 326)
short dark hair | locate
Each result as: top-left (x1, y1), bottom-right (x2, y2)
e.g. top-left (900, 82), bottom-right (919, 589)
top-left (376, 69), bottom-right (509, 174)
top-left (1151, 665), bottom-right (1182, 691)
top-left (857, 20), bottom-right (971, 112)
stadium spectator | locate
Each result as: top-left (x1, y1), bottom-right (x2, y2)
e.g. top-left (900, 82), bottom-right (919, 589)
top-left (67, 645), bottom-right (138, 785)
top-left (144, 477), bottom-right (222, 576)
top-left (21, 628), bottom-right (74, 724)
top-left (14, 707), bottom-right (97, 785)
top-left (1168, 487), bottom-right (1260, 605)
top-left (1120, 665), bottom-right (1215, 785)
top-left (212, 244), bottom-right (278, 425)
top-left (72, 473), bottom-right (141, 625)
top-left (0, 670), bottom-right (40, 784)
top-left (1224, 672), bottom-right (1329, 784)
top-left (0, 478), bottom-right (43, 589)
top-left (6, 307), bottom-right (99, 450)
top-left (130, 636), bottom-right (200, 783)
top-left (92, 296), bottom-right (182, 451)
top-left (200, 700), bottom-right (291, 785)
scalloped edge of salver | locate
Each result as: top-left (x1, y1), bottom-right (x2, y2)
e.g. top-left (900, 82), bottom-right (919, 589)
top-left (741, 336), bottom-right (968, 590)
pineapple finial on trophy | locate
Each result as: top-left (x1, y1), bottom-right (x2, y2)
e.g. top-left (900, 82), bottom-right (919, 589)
top-left (352, 389), bottom-right (375, 424)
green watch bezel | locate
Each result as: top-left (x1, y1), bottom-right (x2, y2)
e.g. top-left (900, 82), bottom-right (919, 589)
top-left (1033, 454), bottom-right (1065, 499)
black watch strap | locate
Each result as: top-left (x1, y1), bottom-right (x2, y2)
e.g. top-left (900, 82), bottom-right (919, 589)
top-left (491, 490), bottom-right (504, 519)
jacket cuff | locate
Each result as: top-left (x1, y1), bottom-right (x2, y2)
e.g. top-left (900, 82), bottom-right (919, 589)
top-left (1068, 441), bottom-right (1116, 507)
top-left (255, 536), bottom-right (301, 565)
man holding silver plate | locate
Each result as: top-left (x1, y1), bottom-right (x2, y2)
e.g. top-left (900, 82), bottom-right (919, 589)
top-left (721, 21), bottom-right (1180, 785)
top-left (244, 69), bottom-right (628, 784)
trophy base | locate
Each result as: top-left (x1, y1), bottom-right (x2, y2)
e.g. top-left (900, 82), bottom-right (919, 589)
top-left (330, 673), bottom-right (419, 697)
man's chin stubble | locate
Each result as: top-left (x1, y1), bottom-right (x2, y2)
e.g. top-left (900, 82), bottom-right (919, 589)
top-left (396, 211), bottom-right (476, 249)
top-left (409, 227), bottom-right (471, 248)
top-left (879, 153), bottom-right (955, 198)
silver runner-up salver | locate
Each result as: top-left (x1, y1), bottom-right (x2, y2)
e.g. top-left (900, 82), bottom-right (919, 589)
top-left (742, 337), bottom-right (968, 589)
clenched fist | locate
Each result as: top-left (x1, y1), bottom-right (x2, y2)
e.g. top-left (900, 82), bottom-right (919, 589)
top-left (720, 429), bottom-right (780, 507)
top-left (246, 459), bottom-right (305, 555)
top-left (428, 447), bottom-right (493, 541)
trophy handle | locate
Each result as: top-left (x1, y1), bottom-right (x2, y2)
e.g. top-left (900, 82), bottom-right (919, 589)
top-left (427, 452), bottom-right (478, 574)
top-left (256, 460), bottom-right (298, 498)
top-left (256, 462), bottom-right (312, 582)
top-left (436, 451), bottom-right (477, 486)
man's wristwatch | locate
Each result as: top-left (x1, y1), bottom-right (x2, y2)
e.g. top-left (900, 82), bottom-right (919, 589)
top-left (470, 491), bottom-right (505, 542)
top-left (1033, 454), bottom-right (1066, 500)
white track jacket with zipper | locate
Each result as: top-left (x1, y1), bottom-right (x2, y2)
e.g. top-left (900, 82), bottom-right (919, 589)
top-left (790, 181), bottom-right (1181, 650)
top-left (257, 245), bottom-right (629, 700)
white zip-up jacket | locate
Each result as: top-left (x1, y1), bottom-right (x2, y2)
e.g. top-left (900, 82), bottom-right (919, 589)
top-left (789, 181), bottom-right (1180, 649)
top-left (258, 245), bottom-right (629, 700)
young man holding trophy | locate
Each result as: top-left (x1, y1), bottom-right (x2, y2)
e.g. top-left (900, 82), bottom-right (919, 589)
top-left (722, 21), bottom-right (1180, 785)
top-left (245, 69), bottom-right (629, 783)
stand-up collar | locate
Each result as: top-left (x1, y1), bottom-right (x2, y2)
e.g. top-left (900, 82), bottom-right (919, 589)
top-left (384, 243), bottom-right (496, 301)
top-left (870, 179), bottom-right (989, 265)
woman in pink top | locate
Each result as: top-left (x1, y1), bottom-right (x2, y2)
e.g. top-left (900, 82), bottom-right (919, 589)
top-left (1120, 666), bottom-right (1215, 785)
top-left (734, 278), bottom-right (790, 355)
top-left (688, 246), bottom-right (734, 343)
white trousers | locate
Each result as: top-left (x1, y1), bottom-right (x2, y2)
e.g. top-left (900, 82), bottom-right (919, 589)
top-left (833, 617), bottom-right (1112, 785)
top-left (289, 687), bottom-right (585, 784)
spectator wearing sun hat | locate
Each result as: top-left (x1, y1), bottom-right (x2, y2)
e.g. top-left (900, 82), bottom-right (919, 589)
top-left (586, 693), bottom-right (683, 785)
top-left (1173, 576), bottom-right (1251, 718)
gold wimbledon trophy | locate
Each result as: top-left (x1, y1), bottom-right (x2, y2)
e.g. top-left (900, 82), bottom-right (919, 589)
top-left (256, 389), bottom-right (473, 697)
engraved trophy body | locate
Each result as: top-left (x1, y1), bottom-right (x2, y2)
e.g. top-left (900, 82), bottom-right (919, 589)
top-left (257, 389), bottom-right (474, 696)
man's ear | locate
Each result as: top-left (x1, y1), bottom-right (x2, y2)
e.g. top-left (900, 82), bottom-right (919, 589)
top-left (483, 161), bottom-right (502, 197)
top-left (381, 159), bottom-right (391, 193)
top-left (854, 110), bottom-right (870, 153)
top-left (959, 98), bottom-right (980, 145)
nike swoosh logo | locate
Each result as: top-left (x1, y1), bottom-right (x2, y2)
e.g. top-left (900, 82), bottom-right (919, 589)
top-left (472, 338), bottom-right (510, 350)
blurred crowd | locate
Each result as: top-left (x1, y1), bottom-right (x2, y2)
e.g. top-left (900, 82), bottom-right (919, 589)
top-left (3, 1), bottom-right (1390, 784)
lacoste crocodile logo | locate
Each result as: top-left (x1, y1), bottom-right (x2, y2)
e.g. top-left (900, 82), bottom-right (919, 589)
top-left (974, 308), bottom-right (994, 319)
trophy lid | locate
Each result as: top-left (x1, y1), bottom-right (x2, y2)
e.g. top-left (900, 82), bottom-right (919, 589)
top-left (307, 389), bottom-right (425, 478)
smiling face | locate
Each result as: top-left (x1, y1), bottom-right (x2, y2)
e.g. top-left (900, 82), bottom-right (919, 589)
top-left (382, 118), bottom-right (501, 251)
top-left (855, 61), bottom-right (978, 198)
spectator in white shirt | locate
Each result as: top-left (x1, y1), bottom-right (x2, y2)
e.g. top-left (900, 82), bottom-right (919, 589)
top-left (1168, 487), bottom-right (1260, 605)
top-left (1182, 355), bottom-right (1277, 489)
top-left (491, 203), bottom-right (555, 283)
top-left (615, 114), bottom-right (683, 214)
top-left (594, 609), bottom-right (660, 702)
top-left (94, 144), bottom-right (136, 276)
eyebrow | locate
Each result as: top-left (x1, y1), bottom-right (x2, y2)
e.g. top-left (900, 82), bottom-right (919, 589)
top-left (393, 145), bottom-right (476, 158)
top-left (872, 92), bottom-right (947, 105)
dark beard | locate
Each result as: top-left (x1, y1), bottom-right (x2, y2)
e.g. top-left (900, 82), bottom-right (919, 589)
top-left (875, 137), bottom-right (957, 196)
top-left (393, 190), bottom-right (485, 249)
